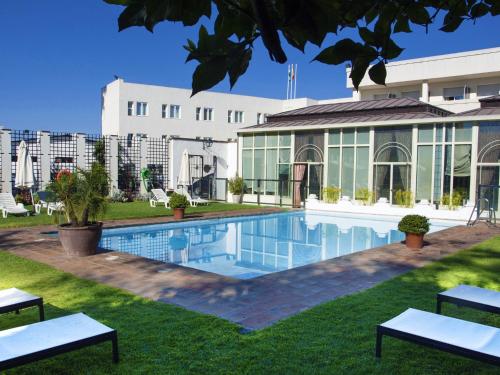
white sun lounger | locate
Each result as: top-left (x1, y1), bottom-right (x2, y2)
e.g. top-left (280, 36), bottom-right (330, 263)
top-left (150, 188), bottom-right (170, 208)
top-left (376, 308), bottom-right (500, 366)
top-left (0, 193), bottom-right (29, 218)
top-left (0, 288), bottom-right (44, 321)
top-left (437, 284), bottom-right (500, 314)
top-left (0, 313), bottom-right (118, 371)
top-left (175, 188), bottom-right (209, 207)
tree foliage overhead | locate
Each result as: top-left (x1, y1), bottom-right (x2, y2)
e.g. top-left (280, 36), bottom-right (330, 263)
top-left (105, 0), bottom-right (499, 95)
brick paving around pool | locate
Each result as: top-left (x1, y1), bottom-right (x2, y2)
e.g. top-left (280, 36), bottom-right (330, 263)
top-left (2, 208), bottom-right (500, 330)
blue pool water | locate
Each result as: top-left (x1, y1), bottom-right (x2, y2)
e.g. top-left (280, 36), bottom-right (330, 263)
top-left (99, 211), bottom-right (456, 279)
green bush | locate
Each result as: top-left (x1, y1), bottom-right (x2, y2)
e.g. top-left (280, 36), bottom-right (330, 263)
top-left (394, 189), bottom-right (414, 208)
top-left (355, 188), bottom-right (373, 205)
top-left (441, 190), bottom-right (465, 210)
top-left (323, 186), bottom-right (341, 203)
top-left (398, 214), bottom-right (430, 234)
top-left (228, 175), bottom-right (245, 195)
top-left (169, 192), bottom-right (189, 209)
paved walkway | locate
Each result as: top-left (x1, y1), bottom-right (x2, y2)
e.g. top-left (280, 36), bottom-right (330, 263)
top-left (2, 210), bottom-right (499, 330)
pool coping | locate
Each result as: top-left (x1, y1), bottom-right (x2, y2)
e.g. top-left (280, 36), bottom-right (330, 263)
top-left (2, 208), bottom-right (499, 330)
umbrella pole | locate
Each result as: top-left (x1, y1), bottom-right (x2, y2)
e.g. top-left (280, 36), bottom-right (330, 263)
top-left (30, 188), bottom-right (35, 214)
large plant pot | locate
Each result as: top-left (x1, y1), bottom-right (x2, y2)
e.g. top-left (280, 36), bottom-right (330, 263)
top-left (173, 208), bottom-right (185, 220)
top-left (231, 194), bottom-right (241, 204)
top-left (58, 222), bottom-right (103, 257)
top-left (405, 232), bottom-right (424, 249)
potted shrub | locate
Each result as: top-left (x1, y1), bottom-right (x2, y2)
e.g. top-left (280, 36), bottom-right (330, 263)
top-left (170, 192), bottom-right (189, 220)
top-left (228, 175), bottom-right (245, 203)
top-left (323, 186), bottom-right (341, 203)
top-left (398, 214), bottom-right (430, 249)
top-left (48, 164), bottom-right (109, 257)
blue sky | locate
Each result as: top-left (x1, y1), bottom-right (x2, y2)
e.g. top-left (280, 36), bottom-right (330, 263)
top-left (0, 1), bottom-right (499, 133)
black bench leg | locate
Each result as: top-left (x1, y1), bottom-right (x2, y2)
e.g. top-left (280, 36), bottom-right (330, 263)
top-left (38, 301), bottom-right (45, 321)
top-left (375, 329), bottom-right (383, 358)
top-left (436, 298), bottom-right (442, 314)
top-left (111, 332), bottom-right (119, 363)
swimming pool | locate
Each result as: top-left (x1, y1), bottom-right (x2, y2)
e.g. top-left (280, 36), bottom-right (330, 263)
top-left (99, 211), bottom-right (456, 279)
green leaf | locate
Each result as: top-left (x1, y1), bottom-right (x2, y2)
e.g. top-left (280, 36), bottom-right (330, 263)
top-left (368, 61), bottom-right (387, 85)
top-left (228, 48), bottom-right (253, 89)
top-left (359, 27), bottom-right (375, 44)
top-left (440, 16), bottom-right (464, 32)
top-left (394, 17), bottom-right (411, 33)
top-left (313, 39), bottom-right (361, 65)
top-left (191, 58), bottom-right (228, 96)
top-left (407, 4), bottom-right (430, 25)
top-left (381, 39), bottom-right (403, 60)
top-left (349, 56), bottom-right (371, 90)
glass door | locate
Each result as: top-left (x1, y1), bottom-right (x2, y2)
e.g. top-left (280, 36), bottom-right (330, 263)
top-left (308, 164), bottom-right (323, 198)
top-left (392, 165), bottom-right (411, 203)
top-left (374, 165), bottom-right (390, 202)
top-left (374, 164), bottom-right (411, 204)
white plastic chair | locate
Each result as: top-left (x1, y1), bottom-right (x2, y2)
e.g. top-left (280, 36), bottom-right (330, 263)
top-left (0, 193), bottom-right (29, 218)
top-left (150, 189), bottom-right (170, 208)
top-left (175, 188), bottom-right (209, 207)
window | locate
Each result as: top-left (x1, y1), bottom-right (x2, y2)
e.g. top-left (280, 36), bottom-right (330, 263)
top-left (203, 107), bottom-right (214, 121)
top-left (328, 127), bottom-right (370, 198)
top-left (257, 113), bottom-right (264, 124)
top-left (235, 111), bottom-right (244, 123)
top-left (163, 104), bottom-right (181, 119)
top-left (443, 87), bottom-right (465, 101)
top-left (169, 105), bottom-right (181, 119)
top-left (228, 110), bottom-right (244, 123)
top-left (196, 107), bottom-right (201, 121)
top-left (241, 132), bottom-right (291, 195)
top-left (402, 91), bottom-right (420, 100)
top-left (136, 102), bottom-right (148, 116)
top-left (478, 84), bottom-right (500, 97)
top-left (374, 93), bottom-right (397, 100)
top-left (127, 101), bottom-right (134, 116)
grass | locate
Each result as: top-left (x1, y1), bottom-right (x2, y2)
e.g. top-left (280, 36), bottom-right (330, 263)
top-left (0, 201), bottom-right (262, 229)
top-left (1, 237), bottom-right (500, 374)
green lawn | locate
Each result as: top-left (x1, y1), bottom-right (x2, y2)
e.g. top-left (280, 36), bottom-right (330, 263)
top-left (1, 237), bottom-right (500, 374)
top-left (0, 201), bottom-right (261, 229)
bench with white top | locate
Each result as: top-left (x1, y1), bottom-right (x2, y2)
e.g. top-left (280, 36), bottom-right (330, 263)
top-left (0, 288), bottom-right (44, 321)
top-left (437, 284), bottom-right (500, 315)
top-left (376, 308), bottom-right (500, 366)
top-left (0, 313), bottom-right (118, 371)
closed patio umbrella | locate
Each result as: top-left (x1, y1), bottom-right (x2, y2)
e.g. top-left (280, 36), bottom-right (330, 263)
top-left (15, 140), bottom-right (35, 205)
top-left (177, 149), bottom-right (191, 187)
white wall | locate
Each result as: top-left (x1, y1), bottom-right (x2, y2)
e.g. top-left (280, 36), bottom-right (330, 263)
top-left (348, 47), bottom-right (500, 89)
top-left (168, 138), bottom-right (237, 190)
top-left (102, 79), bottom-right (289, 140)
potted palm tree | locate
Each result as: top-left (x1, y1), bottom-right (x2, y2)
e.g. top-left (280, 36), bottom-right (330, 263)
top-left (48, 163), bottom-right (109, 257)
top-left (169, 192), bottom-right (189, 220)
top-left (398, 214), bottom-right (430, 249)
top-left (228, 175), bottom-right (245, 203)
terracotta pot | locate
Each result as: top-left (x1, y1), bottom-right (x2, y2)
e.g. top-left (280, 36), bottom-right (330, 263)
top-left (405, 232), bottom-right (424, 249)
top-left (58, 222), bottom-right (103, 257)
top-left (173, 208), bottom-right (185, 220)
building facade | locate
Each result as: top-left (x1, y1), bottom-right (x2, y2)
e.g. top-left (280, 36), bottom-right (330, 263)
top-left (101, 47), bottom-right (500, 143)
top-left (349, 47), bottom-right (500, 113)
top-left (237, 96), bottom-right (500, 210)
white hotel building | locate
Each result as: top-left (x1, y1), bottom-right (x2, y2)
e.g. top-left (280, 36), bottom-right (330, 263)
top-left (101, 47), bottom-right (500, 210)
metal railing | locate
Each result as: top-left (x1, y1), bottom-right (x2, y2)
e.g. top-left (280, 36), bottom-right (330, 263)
top-left (468, 184), bottom-right (499, 226)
